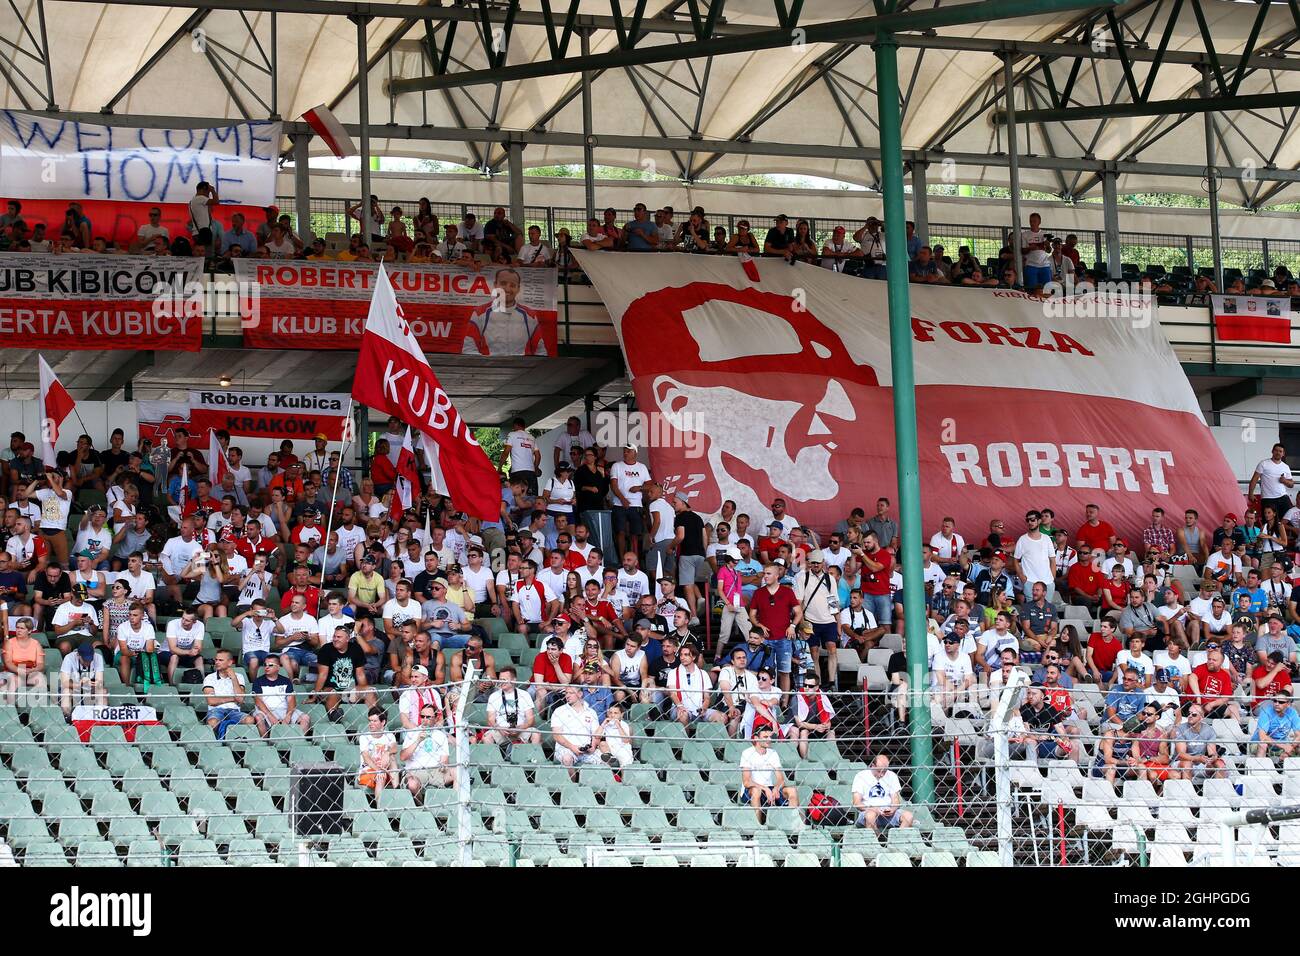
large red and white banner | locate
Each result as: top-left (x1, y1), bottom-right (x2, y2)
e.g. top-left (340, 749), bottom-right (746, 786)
top-left (188, 390), bottom-right (352, 441)
top-left (0, 254), bottom-right (203, 350)
top-left (577, 251), bottom-right (1243, 541)
top-left (235, 259), bottom-right (559, 356)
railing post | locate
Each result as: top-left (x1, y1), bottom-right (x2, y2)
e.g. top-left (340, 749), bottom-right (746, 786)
top-left (455, 663), bottom-right (476, 867)
top-left (1262, 237), bottom-right (1270, 275)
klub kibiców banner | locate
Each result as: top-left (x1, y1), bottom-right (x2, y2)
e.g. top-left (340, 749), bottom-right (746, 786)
top-left (235, 259), bottom-right (559, 356)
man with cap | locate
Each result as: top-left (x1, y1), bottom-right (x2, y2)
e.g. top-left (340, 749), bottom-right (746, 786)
top-left (530, 632), bottom-right (574, 716)
top-left (421, 577), bottom-right (472, 649)
top-left (510, 558), bottom-right (557, 635)
top-left (73, 505), bottom-right (113, 571)
top-left (302, 433), bottom-right (331, 475)
top-left (397, 661), bottom-right (444, 729)
top-left (1252, 689), bottom-right (1300, 757)
top-left (1204, 535), bottom-right (1245, 589)
top-left (1256, 612), bottom-right (1298, 666)
top-left (756, 521), bottom-right (787, 566)
top-left (853, 216), bottom-right (887, 279)
top-left (793, 549), bottom-right (840, 687)
top-left (58, 641), bottom-right (106, 716)
top-left (609, 444), bottom-right (651, 561)
top-left (1212, 511), bottom-right (1248, 552)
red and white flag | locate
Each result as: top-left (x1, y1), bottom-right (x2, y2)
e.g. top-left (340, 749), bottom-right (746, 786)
top-left (302, 105), bottom-right (357, 159)
top-left (38, 355), bottom-right (75, 470)
top-left (353, 265), bottom-right (501, 520)
top-left (209, 431), bottom-right (230, 485)
top-left (390, 426), bottom-right (421, 523)
top-left (177, 463), bottom-right (190, 509)
top-left (1212, 294), bottom-right (1292, 344)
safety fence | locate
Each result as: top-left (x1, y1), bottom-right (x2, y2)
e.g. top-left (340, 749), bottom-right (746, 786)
top-left (2, 671), bottom-right (1298, 867)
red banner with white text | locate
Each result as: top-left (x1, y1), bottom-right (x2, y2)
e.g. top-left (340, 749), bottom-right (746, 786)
top-left (577, 250), bottom-right (1243, 541)
top-left (0, 253), bottom-right (203, 350)
top-left (235, 259), bottom-right (559, 356)
top-left (1, 199), bottom-right (267, 250)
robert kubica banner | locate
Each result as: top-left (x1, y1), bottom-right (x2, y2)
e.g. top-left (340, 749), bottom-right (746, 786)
top-left (235, 259), bottom-right (559, 356)
top-left (576, 250), bottom-right (1242, 539)
top-left (0, 253), bottom-right (203, 350)
top-left (188, 390), bottom-right (352, 441)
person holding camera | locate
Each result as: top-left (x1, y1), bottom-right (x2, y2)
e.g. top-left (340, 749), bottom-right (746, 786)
top-left (550, 683), bottom-right (605, 778)
top-left (232, 599), bottom-right (282, 681)
top-left (484, 666), bottom-right (540, 747)
top-left (25, 469), bottom-right (73, 568)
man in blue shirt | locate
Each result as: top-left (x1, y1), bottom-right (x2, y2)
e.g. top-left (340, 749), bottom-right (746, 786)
top-left (1230, 569), bottom-right (1268, 615)
top-left (1252, 690), bottom-right (1300, 757)
top-left (622, 203), bottom-right (660, 252)
top-left (735, 541), bottom-right (763, 602)
top-left (1094, 667), bottom-right (1146, 779)
top-left (221, 212), bottom-right (257, 257)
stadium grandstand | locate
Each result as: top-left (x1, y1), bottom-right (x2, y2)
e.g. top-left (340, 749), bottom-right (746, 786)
top-left (0, 0), bottom-right (1299, 886)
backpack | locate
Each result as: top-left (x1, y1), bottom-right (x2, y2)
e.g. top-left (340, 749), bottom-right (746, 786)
top-left (807, 790), bottom-right (854, 827)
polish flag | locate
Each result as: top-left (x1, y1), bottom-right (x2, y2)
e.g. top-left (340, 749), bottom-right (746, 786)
top-left (1212, 294), bottom-right (1292, 344)
top-left (353, 265), bottom-right (501, 520)
top-left (302, 105), bottom-right (357, 159)
top-left (38, 355), bottom-right (75, 470)
top-left (390, 426), bottom-right (421, 523)
top-left (426, 440), bottom-right (450, 497)
top-left (209, 431), bottom-right (230, 485)
top-left (737, 251), bottom-right (762, 284)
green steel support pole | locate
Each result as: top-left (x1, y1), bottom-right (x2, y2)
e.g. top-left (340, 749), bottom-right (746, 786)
top-left (874, 33), bottom-right (933, 805)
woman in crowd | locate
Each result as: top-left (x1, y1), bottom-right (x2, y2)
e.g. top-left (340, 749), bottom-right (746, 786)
top-left (3, 618), bottom-right (47, 704)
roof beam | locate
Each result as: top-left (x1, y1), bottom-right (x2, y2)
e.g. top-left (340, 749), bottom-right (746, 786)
top-left (387, 0), bottom-right (1119, 94)
top-left (87, 351), bottom-right (154, 401)
top-left (996, 89), bottom-right (1300, 124)
top-left (499, 356), bottom-right (626, 431)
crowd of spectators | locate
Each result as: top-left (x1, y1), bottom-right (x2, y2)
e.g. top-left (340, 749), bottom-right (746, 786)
top-left (5, 192), bottom-right (1294, 302)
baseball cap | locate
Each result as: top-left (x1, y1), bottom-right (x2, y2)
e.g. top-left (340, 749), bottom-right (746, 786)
top-left (360, 554), bottom-right (376, 565)
top-left (768, 520), bottom-right (784, 530)
top-left (635, 618), bottom-right (654, 630)
top-left (622, 444), bottom-right (637, 452)
top-left (674, 491), bottom-right (689, 504)
top-left (724, 547), bottom-right (741, 561)
top-left (1224, 512), bottom-right (1238, 522)
top-left (1155, 667), bottom-right (1170, 682)
top-left (77, 643), bottom-right (95, 661)
top-left (75, 549), bottom-right (95, 559)
top-left (314, 432), bottom-right (328, 441)
top-left (807, 549), bottom-right (825, 563)
top-left (556, 462), bottom-right (573, 473)
top-left (447, 564), bottom-right (463, 575)
top-left (411, 664), bottom-right (429, 678)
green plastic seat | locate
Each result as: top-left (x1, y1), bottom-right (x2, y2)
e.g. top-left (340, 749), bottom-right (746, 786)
top-left (676, 807), bottom-right (716, 835)
top-left (57, 817), bottom-right (102, 845)
top-left (326, 837), bottom-right (370, 864)
top-left (106, 747), bottom-right (147, 776)
top-left (7, 817), bottom-right (52, 848)
top-left (178, 838), bottom-right (222, 866)
top-left (226, 838), bottom-right (273, 866)
top-left (120, 768), bottom-right (165, 799)
top-left (538, 807), bottom-right (579, 832)
top-left (204, 815), bottom-right (250, 843)
top-left (72, 767), bottom-right (116, 797)
top-left (650, 721), bottom-right (687, 742)
top-left (198, 746), bottom-right (239, 773)
top-left (165, 765), bottom-right (210, 800)
top-left (885, 827), bottom-right (927, 856)
top-left (578, 764), bottom-right (617, 791)
top-left (107, 815), bottom-right (152, 846)
top-left (89, 724), bottom-right (128, 750)
top-left (188, 788), bottom-right (229, 817)
top-left (234, 790), bottom-right (277, 816)
top-left (24, 843), bottom-right (70, 866)
top-left (374, 837), bottom-right (419, 863)
top-left (875, 850), bottom-right (914, 867)
top-left (214, 768), bottom-right (257, 797)
top-left (254, 813), bottom-right (294, 845)
top-left (966, 850), bottom-right (1002, 867)
top-left (126, 840), bottom-right (167, 866)
top-left (242, 747), bottom-right (285, 774)
top-left (921, 849), bottom-right (959, 867)
top-left (720, 807), bottom-right (762, 835)
top-left (75, 840), bottom-right (122, 866)
top-left (42, 790), bottom-right (86, 819)
top-left (398, 809), bottom-right (443, 839)
top-left (581, 807), bottom-right (627, 834)
top-left (140, 791), bottom-right (184, 820)
top-left (631, 807), bottom-right (671, 832)
top-left (603, 784), bottom-right (644, 810)
top-left (377, 788), bottom-right (417, 813)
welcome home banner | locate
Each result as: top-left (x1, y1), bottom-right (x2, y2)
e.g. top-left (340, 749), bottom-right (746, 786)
top-left (0, 253), bottom-right (203, 350)
top-left (188, 390), bottom-right (352, 441)
top-left (0, 111), bottom-right (280, 206)
top-left (234, 259), bottom-right (559, 355)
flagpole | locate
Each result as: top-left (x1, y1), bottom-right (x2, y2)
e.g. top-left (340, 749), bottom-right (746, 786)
top-left (322, 397), bottom-right (355, 564)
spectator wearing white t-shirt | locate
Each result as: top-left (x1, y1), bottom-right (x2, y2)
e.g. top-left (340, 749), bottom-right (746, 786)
top-left (501, 418), bottom-right (540, 495)
top-left (1019, 212), bottom-right (1052, 288)
top-left (550, 684), bottom-right (604, 776)
top-left (851, 755), bottom-right (913, 830)
top-left (609, 445), bottom-right (651, 560)
top-left (483, 666), bottom-right (540, 745)
top-left (1249, 443), bottom-right (1295, 517)
top-left (740, 727), bottom-right (798, 824)
top-left (1013, 511), bottom-right (1057, 600)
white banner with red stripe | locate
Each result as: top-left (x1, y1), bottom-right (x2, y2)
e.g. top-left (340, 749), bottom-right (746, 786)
top-left (577, 250), bottom-right (1242, 540)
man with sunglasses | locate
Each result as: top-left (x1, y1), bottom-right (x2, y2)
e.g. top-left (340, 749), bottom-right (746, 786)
top-left (933, 627), bottom-right (975, 714)
top-left (1251, 690), bottom-right (1300, 758)
top-left (1171, 704), bottom-right (1226, 780)
top-left (400, 702), bottom-right (453, 796)
top-left (1013, 511), bottom-right (1057, 603)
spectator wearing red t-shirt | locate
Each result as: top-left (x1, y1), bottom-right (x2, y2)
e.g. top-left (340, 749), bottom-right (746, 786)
top-left (1187, 647), bottom-right (1239, 721)
top-left (857, 531), bottom-right (894, 627)
top-left (1099, 566), bottom-right (1131, 613)
top-left (748, 564), bottom-right (802, 693)
top-left (1067, 552), bottom-right (1104, 611)
top-left (1075, 503), bottom-right (1117, 553)
top-left (268, 463), bottom-right (306, 504)
top-left (531, 634), bottom-right (574, 714)
top-left (756, 525), bottom-right (786, 565)
top-left (1086, 619), bottom-right (1123, 683)
top-left (1251, 653), bottom-right (1292, 710)
top-left (279, 566), bottom-right (321, 617)
top-left (371, 442), bottom-right (396, 495)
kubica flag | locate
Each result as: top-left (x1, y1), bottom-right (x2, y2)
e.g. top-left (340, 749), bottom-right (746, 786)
top-left (352, 264), bottom-right (501, 521)
top-left (390, 426), bottom-right (421, 523)
top-left (575, 250), bottom-right (1242, 541)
